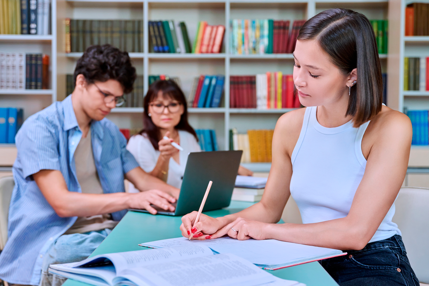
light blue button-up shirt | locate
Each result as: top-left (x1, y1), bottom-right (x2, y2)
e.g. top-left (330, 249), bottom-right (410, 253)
top-left (0, 95), bottom-right (139, 284)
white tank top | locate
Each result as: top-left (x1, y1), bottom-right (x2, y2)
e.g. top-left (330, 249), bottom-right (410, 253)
top-left (290, 106), bottom-right (401, 243)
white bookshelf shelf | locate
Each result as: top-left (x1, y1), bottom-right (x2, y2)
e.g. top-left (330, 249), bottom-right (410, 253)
top-left (0, 35), bottom-right (53, 42)
top-left (0, 89), bottom-right (53, 95)
top-left (111, 108), bottom-right (144, 113)
top-left (230, 108), bottom-right (296, 114)
top-left (66, 53), bottom-right (145, 59)
top-left (148, 53), bottom-right (226, 59)
top-left (188, 108), bottom-right (226, 113)
top-left (404, 36), bottom-right (429, 44)
top-left (230, 54), bottom-right (294, 60)
top-left (403, 91), bottom-right (429, 97)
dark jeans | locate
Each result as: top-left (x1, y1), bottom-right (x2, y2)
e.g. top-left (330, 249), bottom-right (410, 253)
top-left (320, 235), bottom-right (419, 286)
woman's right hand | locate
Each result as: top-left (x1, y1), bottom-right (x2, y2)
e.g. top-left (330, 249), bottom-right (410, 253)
top-left (158, 131), bottom-right (179, 161)
top-left (180, 212), bottom-right (225, 239)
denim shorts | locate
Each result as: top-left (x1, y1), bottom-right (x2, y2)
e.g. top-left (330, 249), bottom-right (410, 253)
top-left (319, 235), bottom-right (419, 286)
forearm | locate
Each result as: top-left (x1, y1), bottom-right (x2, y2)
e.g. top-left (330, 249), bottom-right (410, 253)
top-left (265, 217), bottom-right (366, 250)
top-left (55, 191), bottom-right (133, 217)
top-left (149, 156), bottom-right (170, 182)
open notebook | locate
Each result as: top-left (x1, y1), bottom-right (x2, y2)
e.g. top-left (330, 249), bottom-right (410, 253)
top-left (139, 237), bottom-right (346, 270)
top-left (49, 244), bottom-right (304, 286)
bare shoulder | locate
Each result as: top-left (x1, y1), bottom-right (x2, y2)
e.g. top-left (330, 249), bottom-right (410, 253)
top-left (275, 108), bottom-right (307, 156)
top-left (368, 106), bottom-right (412, 137)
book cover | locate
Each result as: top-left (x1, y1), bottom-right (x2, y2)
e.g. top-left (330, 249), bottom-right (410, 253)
top-left (210, 129), bottom-right (218, 151)
top-left (29, 0), bottom-right (37, 34)
top-left (197, 76), bottom-right (212, 108)
top-left (21, 0), bottom-right (29, 34)
top-left (266, 72), bottom-right (271, 109)
top-left (205, 75), bottom-right (218, 107)
top-left (282, 74), bottom-right (287, 108)
top-left (276, 72), bottom-right (282, 109)
top-left (267, 19), bottom-right (274, 54)
top-left (36, 53), bottom-right (42, 89)
top-left (420, 57), bottom-right (426, 92)
top-left (179, 22), bottom-right (192, 53)
top-left (200, 25), bottom-right (212, 53)
top-left (157, 21), bottom-right (169, 53)
top-left (30, 54), bottom-right (36, 89)
top-left (42, 54), bottom-right (49, 89)
top-left (148, 21), bottom-right (157, 52)
top-left (229, 76), bottom-right (236, 108)
top-left (188, 77), bottom-right (199, 106)
top-left (377, 20), bottom-right (384, 54)
top-left (0, 108), bottom-right (8, 143)
top-left (212, 25), bottom-right (225, 53)
top-left (37, 0), bottom-right (43, 35)
top-left (7, 108), bottom-right (17, 144)
top-left (404, 57), bottom-right (409, 91)
top-left (174, 21), bottom-right (185, 54)
top-left (192, 75), bottom-right (205, 108)
top-left (162, 20), bottom-right (175, 53)
top-left (405, 6), bottom-right (414, 36)
top-left (207, 25), bottom-right (217, 54)
top-left (91, 20), bottom-right (99, 46)
top-left (286, 75), bottom-right (294, 108)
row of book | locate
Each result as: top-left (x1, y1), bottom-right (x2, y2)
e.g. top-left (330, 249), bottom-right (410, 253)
top-left (230, 74), bottom-right (299, 109)
top-left (407, 110), bottom-right (429, 145)
top-left (66, 75), bottom-right (144, 108)
top-left (405, 3), bottom-right (429, 36)
top-left (0, 0), bottom-right (50, 35)
top-left (230, 19), bottom-right (305, 55)
top-left (404, 57), bottom-right (428, 91)
top-left (370, 20), bottom-right (388, 55)
top-left (65, 19), bottom-right (143, 53)
top-left (196, 129), bottom-right (218, 152)
top-left (0, 108), bottom-right (23, 144)
top-left (0, 53), bottom-right (50, 90)
top-left (188, 75), bottom-right (225, 108)
top-left (149, 21), bottom-right (225, 54)
top-left (230, 129), bottom-right (274, 163)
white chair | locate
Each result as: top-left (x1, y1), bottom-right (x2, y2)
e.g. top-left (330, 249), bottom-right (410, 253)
top-left (393, 187), bottom-right (429, 284)
top-left (0, 176), bottom-right (14, 251)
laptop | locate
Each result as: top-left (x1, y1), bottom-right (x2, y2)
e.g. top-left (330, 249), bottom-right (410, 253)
top-left (131, 150), bottom-right (242, 216)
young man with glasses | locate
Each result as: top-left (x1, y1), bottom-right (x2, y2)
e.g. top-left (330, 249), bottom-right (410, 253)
top-left (0, 45), bottom-right (179, 286)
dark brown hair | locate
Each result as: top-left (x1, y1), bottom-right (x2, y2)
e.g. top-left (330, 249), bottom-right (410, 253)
top-left (297, 8), bottom-right (382, 127)
top-left (140, 79), bottom-right (198, 150)
top-left (74, 44), bottom-right (136, 93)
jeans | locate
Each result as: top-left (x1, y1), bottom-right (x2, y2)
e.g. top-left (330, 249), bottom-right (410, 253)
top-left (38, 229), bottom-right (112, 286)
top-left (319, 235), bottom-right (419, 286)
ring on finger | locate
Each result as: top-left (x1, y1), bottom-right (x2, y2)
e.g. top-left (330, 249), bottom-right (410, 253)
top-left (231, 227), bottom-right (238, 233)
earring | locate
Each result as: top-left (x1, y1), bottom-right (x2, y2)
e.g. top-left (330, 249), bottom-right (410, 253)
top-left (348, 81), bottom-right (357, 96)
top-left (148, 113), bottom-right (151, 117)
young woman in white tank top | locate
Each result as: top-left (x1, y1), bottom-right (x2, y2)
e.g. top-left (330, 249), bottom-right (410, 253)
top-left (179, 8), bottom-right (419, 286)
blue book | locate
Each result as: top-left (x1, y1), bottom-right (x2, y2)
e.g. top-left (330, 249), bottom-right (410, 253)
top-left (0, 108), bottom-right (9, 144)
top-left (7, 108), bottom-right (24, 144)
top-left (417, 111), bottom-right (422, 145)
top-left (204, 76), bottom-right (218, 108)
top-left (203, 129), bottom-right (213, 152)
top-left (210, 129), bottom-right (218, 151)
top-left (210, 75), bottom-right (225, 107)
top-left (407, 111), bottom-right (416, 145)
top-left (196, 129), bottom-right (205, 151)
top-left (422, 111), bottom-right (429, 145)
top-left (197, 76), bottom-right (212, 108)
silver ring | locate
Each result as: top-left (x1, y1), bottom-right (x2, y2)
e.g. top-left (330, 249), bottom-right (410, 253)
top-left (231, 227), bottom-right (238, 232)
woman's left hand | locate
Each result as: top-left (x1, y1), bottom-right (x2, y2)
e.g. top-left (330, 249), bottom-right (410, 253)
top-left (211, 217), bottom-right (270, 240)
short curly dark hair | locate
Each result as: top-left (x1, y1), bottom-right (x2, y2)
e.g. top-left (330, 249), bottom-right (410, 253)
top-left (73, 44), bottom-right (136, 94)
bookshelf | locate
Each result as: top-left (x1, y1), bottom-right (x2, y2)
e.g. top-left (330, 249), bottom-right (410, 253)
top-left (1, 0), bottom-right (399, 173)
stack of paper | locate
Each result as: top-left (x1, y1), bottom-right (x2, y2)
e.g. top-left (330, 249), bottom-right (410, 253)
top-left (235, 175), bottom-right (267, 189)
top-left (232, 187), bottom-right (264, 202)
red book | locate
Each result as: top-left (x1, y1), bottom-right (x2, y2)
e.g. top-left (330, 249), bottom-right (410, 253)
top-left (426, 57), bottom-right (429, 91)
top-left (119, 129), bottom-right (130, 141)
top-left (282, 74), bottom-right (287, 108)
top-left (283, 20), bottom-right (290, 53)
top-left (200, 25), bottom-right (213, 53)
top-left (405, 7), bottom-right (414, 36)
top-left (207, 26), bottom-right (218, 53)
top-left (230, 76), bottom-right (237, 108)
top-left (278, 21), bottom-right (284, 54)
top-left (293, 86), bottom-right (300, 108)
top-left (243, 76), bottom-right (249, 108)
top-left (212, 25), bottom-right (225, 53)
top-left (273, 21), bottom-right (280, 54)
top-left (286, 75), bottom-right (294, 108)
top-left (287, 20), bottom-right (304, 53)
top-left (192, 75), bottom-right (205, 107)
top-left (266, 72), bottom-right (271, 109)
top-left (274, 72), bottom-right (278, 109)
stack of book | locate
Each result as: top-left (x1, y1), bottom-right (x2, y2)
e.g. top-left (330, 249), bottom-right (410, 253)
top-left (230, 73), bottom-right (299, 109)
top-left (0, 0), bottom-right (51, 35)
top-left (230, 129), bottom-right (274, 163)
top-left (0, 107), bottom-right (23, 144)
top-left (195, 129), bottom-right (218, 151)
top-left (192, 22), bottom-right (225, 53)
top-left (404, 58), bottom-right (428, 91)
top-left (0, 53), bottom-right (49, 90)
top-left (232, 175), bottom-right (268, 202)
top-left (230, 19), bottom-right (305, 54)
top-left (370, 20), bottom-right (388, 54)
top-left (406, 110), bottom-right (429, 145)
top-left (188, 75), bottom-right (225, 108)
top-left (405, 3), bottom-right (429, 36)
top-left (65, 19), bottom-right (143, 53)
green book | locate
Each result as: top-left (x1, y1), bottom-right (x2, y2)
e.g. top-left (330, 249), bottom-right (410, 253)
top-left (169, 20), bottom-right (180, 53)
top-left (377, 20), bottom-right (383, 54)
top-left (157, 21), bottom-right (169, 53)
top-left (179, 22), bottom-right (192, 53)
top-left (404, 57), bottom-right (409, 91)
top-left (77, 20), bottom-right (84, 52)
top-left (162, 20), bottom-right (176, 53)
top-left (148, 75), bottom-right (157, 86)
top-left (70, 19), bottom-right (77, 52)
top-left (409, 57), bottom-right (415, 91)
top-left (112, 20), bottom-right (121, 49)
top-left (133, 20), bottom-right (140, 53)
top-left (383, 20), bottom-right (388, 54)
top-left (370, 20), bottom-right (379, 53)
top-left (138, 20), bottom-right (143, 53)
top-left (83, 20), bottom-right (92, 51)
top-left (125, 20), bottom-right (134, 52)
top-left (192, 22), bottom-right (201, 53)
top-left (99, 20), bottom-right (107, 46)
top-left (106, 21), bottom-right (113, 47)
top-left (267, 19), bottom-right (274, 54)
top-left (91, 20), bottom-right (100, 46)
top-left (148, 21), bottom-right (156, 52)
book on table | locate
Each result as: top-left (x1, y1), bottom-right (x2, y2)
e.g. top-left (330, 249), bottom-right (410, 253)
top-left (235, 175), bottom-right (267, 189)
top-left (49, 244), bottom-right (304, 286)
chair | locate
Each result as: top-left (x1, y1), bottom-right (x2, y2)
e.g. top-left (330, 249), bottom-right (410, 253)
top-left (393, 187), bottom-right (429, 284)
top-left (0, 176), bottom-right (14, 251)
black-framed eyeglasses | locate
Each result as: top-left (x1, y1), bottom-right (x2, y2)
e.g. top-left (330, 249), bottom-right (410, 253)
top-left (149, 102), bottom-right (182, 114)
top-left (94, 83), bottom-right (126, 107)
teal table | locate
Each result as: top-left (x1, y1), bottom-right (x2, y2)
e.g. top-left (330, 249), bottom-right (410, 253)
top-left (63, 201), bottom-right (338, 286)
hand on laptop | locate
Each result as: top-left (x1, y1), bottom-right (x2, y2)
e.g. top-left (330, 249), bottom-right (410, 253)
top-left (129, 189), bottom-right (176, 215)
